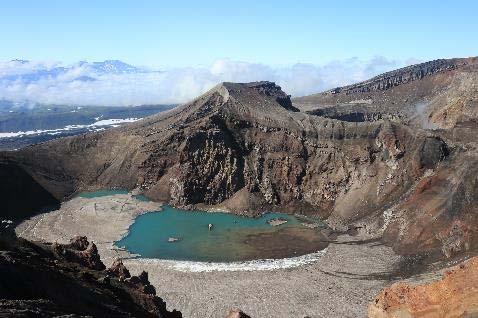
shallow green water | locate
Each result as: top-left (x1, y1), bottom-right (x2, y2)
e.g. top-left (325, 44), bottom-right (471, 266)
top-left (116, 205), bottom-right (327, 262)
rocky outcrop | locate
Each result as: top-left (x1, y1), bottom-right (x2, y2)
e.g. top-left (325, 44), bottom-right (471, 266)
top-left (106, 258), bottom-right (131, 280)
top-left (368, 256), bottom-right (478, 318)
top-left (293, 57), bottom-right (478, 130)
top-left (308, 108), bottom-right (400, 122)
top-left (128, 270), bottom-right (157, 295)
top-left (52, 235), bottom-right (105, 270)
top-left (0, 234), bottom-right (182, 317)
top-left (326, 59), bottom-right (465, 95)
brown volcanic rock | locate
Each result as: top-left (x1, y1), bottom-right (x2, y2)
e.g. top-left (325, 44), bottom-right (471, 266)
top-left (128, 270), bottom-right (157, 296)
top-left (67, 235), bottom-right (89, 250)
top-left (2, 72), bottom-right (477, 258)
top-left (52, 236), bottom-right (105, 270)
top-left (368, 256), bottom-right (478, 318)
top-left (378, 149), bottom-right (478, 257)
top-left (106, 258), bottom-right (131, 280)
top-left (293, 57), bottom-right (478, 130)
top-left (0, 234), bottom-right (181, 317)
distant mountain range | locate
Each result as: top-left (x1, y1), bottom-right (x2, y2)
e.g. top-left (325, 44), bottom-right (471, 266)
top-left (0, 59), bottom-right (175, 149)
top-left (0, 59), bottom-right (164, 109)
top-left (0, 57), bottom-right (414, 108)
top-left (1, 59), bottom-right (155, 84)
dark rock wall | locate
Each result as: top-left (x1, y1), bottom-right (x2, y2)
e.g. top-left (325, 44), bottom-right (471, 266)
top-left (0, 235), bottom-right (181, 317)
top-left (326, 59), bottom-right (464, 95)
top-left (0, 159), bottom-right (59, 220)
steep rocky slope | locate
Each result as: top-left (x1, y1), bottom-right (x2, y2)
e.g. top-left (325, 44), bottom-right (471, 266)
top-left (293, 57), bottom-right (478, 130)
top-left (369, 256), bottom-right (478, 318)
top-left (0, 159), bottom-right (59, 220)
top-left (2, 60), bottom-right (478, 260)
top-left (0, 233), bottom-right (181, 317)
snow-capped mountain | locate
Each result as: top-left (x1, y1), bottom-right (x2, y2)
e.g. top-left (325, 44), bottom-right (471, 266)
top-left (0, 57), bottom-right (407, 108)
top-left (0, 59), bottom-right (152, 84)
top-left (0, 59), bottom-right (169, 108)
top-left (88, 60), bottom-right (145, 74)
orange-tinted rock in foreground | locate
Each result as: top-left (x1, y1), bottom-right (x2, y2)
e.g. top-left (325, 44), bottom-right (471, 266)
top-left (369, 257), bottom-right (478, 318)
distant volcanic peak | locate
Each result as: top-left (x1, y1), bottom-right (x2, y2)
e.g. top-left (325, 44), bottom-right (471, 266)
top-left (220, 81), bottom-right (299, 112)
top-left (127, 80), bottom-right (300, 137)
top-left (221, 81), bottom-right (284, 97)
top-left (222, 80), bottom-right (280, 91)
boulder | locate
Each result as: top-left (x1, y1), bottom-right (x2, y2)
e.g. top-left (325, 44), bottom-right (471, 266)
top-left (106, 259), bottom-right (131, 280)
top-left (128, 270), bottom-right (156, 295)
top-left (68, 235), bottom-right (89, 250)
top-left (52, 236), bottom-right (105, 270)
top-left (138, 271), bottom-right (149, 285)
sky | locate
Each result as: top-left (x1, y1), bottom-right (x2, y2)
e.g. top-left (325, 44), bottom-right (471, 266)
top-left (0, 1), bottom-right (477, 105)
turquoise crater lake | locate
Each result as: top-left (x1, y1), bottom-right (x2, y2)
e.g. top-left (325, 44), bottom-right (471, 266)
top-left (115, 204), bottom-right (328, 263)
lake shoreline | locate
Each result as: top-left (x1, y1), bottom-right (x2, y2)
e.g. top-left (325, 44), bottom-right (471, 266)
top-left (123, 234), bottom-right (401, 317)
top-left (116, 204), bottom-right (328, 262)
top-left (15, 191), bottom-right (403, 317)
top-left (15, 192), bottom-right (161, 264)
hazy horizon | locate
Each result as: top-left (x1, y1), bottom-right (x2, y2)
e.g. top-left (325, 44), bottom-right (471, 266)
top-left (0, 56), bottom-right (417, 106)
top-left (1, 0), bottom-right (476, 106)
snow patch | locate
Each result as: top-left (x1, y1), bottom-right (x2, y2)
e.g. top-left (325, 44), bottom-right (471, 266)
top-left (0, 117), bottom-right (140, 138)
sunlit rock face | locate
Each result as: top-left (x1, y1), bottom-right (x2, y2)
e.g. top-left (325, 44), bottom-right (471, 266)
top-left (369, 256), bottom-right (478, 318)
top-left (3, 58), bottom-right (478, 259)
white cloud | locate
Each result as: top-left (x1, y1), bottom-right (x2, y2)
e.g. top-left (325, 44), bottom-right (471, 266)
top-left (0, 57), bottom-right (408, 107)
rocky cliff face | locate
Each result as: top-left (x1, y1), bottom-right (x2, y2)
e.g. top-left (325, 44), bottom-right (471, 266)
top-left (326, 59), bottom-right (465, 95)
top-left (369, 256), bottom-right (478, 318)
top-left (3, 60), bottom-right (478, 260)
top-left (293, 57), bottom-right (478, 130)
top-left (0, 234), bottom-right (181, 317)
top-left (0, 159), bottom-right (59, 220)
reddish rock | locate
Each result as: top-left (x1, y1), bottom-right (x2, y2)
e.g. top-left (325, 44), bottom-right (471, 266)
top-left (369, 256), bottom-right (478, 318)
